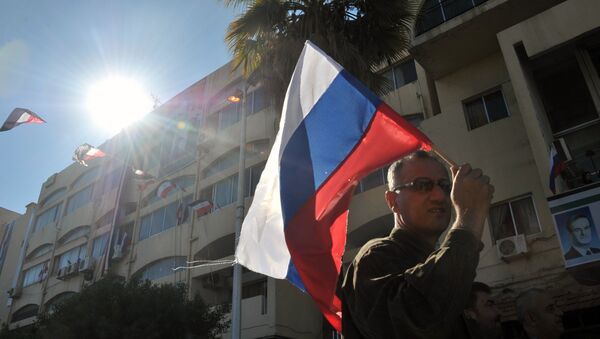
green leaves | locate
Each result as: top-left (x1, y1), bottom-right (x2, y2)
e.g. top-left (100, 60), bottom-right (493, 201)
top-left (12, 276), bottom-right (229, 339)
top-left (223, 0), bottom-right (423, 109)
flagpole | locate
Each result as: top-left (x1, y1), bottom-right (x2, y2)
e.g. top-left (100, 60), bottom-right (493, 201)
top-left (231, 85), bottom-right (247, 339)
top-left (430, 144), bottom-right (457, 168)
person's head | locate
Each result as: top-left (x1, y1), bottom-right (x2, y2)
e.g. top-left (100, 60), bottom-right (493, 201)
top-left (384, 151), bottom-right (451, 239)
top-left (465, 282), bottom-right (502, 338)
top-left (516, 289), bottom-right (563, 339)
top-left (567, 214), bottom-right (592, 247)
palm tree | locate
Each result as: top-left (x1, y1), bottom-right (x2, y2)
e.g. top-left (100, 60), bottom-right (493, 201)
top-left (223, 0), bottom-right (423, 110)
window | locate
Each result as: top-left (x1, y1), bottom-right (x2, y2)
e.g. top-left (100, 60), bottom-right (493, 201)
top-left (55, 245), bottom-right (86, 272)
top-left (11, 304), bottom-right (38, 322)
top-left (214, 174), bottom-right (238, 208)
top-left (243, 279), bottom-right (268, 314)
top-left (245, 162), bottom-right (266, 197)
top-left (218, 103), bottom-right (240, 129)
top-left (23, 261), bottom-right (49, 287)
top-left (71, 167), bottom-right (99, 190)
top-left (40, 188), bottom-right (66, 208)
top-left (95, 167), bottom-right (121, 197)
top-left (158, 129), bottom-right (196, 176)
top-left (246, 87), bottom-right (269, 115)
top-left (201, 161), bottom-right (266, 210)
top-left (26, 244), bottom-right (53, 261)
top-left (45, 292), bottom-right (75, 314)
top-left (34, 203), bottom-right (62, 232)
top-left (139, 195), bottom-right (193, 241)
top-left (382, 60), bottom-right (417, 92)
top-left (204, 149), bottom-right (239, 177)
top-left (134, 256), bottom-right (187, 281)
top-left (464, 89), bottom-right (510, 130)
top-left (203, 140), bottom-right (269, 178)
top-left (415, 0), bottom-right (489, 35)
top-left (66, 185), bottom-right (94, 215)
top-left (57, 226), bottom-right (90, 245)
top-left (489, 195), bottom-right (541, 244)
top-left (527, 40), bottom-right (600, 189)
top-left (194, 233), bottom-right (236, 261)
top-left (92, 233), bottom-right (110, 258)
top-left (355, 167), bottom-right (389, 194)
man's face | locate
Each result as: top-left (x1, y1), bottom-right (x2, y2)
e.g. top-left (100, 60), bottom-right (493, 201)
top-left (388, 158), bottom-right (451, 237)
top-left (570, 217), bottom-right (592, 246)
top-left (472, 292), bottom-right (502, 337)
top-left (530, 293), bottom-right (564, 338)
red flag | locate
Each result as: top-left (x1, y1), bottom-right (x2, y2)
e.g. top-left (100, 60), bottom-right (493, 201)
top-left (1, 108), bottom-right (46, 132)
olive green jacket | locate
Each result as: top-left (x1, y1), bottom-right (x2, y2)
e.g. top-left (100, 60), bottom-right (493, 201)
top-left (341, 227), bottom-right (483, 339)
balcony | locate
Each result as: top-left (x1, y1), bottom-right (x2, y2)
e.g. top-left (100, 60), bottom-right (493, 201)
top-left (415, 0), bottom-right (490, 36)
top-left (411, 0), bottom-right (564, 79)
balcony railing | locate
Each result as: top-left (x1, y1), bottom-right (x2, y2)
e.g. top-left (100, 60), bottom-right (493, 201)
top-left (415, 0), bottom-right (489, 35)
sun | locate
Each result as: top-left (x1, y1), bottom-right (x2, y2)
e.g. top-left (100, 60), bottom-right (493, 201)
top-left (86, 75), bottom-right (153, 134)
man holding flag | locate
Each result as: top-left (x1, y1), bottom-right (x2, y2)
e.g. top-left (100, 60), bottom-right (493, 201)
top-left (234, 40), bottom-right (493, 338)
top-left (341, 151), bottom-right (494, 338)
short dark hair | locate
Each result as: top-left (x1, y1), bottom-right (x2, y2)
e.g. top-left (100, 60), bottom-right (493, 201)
top-left (387, 150), bottom-right (446, 190)
top-left (467, 282), bottom-right (492, 310)
top-left (566, 214), bottom-right (590, 233)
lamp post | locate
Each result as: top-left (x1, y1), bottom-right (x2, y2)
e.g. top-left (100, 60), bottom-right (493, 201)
top-left (227, 86), bottom-right (247, 339)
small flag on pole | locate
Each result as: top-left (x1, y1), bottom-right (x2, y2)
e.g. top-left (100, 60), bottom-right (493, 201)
top-left (1, 108), bottom-right (46, 132)
top-left (189, 200), bottom-right (212, 217)
top-left (235, 41), bottom-right (432, 331)
top-left (156, 180), bottom-right (177, 199)
top-left (72, 143), bottom-right (106, 166)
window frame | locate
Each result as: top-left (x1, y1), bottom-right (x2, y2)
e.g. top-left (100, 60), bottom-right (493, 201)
top-left (488, 194), bottom-right (542, 244)
top-left (33, 202), bottom-right (63, 233)
top-left (463, 87), bottom-right (511, 130)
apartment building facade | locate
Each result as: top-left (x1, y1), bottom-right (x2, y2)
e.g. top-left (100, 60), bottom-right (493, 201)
top-left (1, 0), bottom-right (600, 337)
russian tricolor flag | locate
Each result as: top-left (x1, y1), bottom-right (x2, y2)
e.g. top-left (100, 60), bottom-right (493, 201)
top-left (236, 41), bottom-right (431, 331)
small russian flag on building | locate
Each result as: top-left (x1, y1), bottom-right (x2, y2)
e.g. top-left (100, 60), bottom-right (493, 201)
top-left (549, 144), bottom-right (566, 194)
top-left (235, 41), bottom-right (431, 331)
top-left (189, 200), bottom-right (212, 217)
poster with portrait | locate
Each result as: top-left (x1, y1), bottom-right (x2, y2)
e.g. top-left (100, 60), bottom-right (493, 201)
top-left (548, 183), bottom-right (600, 268)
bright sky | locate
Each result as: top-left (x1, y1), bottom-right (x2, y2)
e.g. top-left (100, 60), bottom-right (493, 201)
top-left (0, 0), bottom-right (240, 214)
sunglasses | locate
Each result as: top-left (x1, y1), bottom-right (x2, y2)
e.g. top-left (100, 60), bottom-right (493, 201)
top-left (392, 177), bottom-right (452, 195)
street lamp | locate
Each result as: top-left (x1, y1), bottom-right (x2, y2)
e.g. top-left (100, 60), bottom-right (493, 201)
top-left (228, 85), bottom-right (247, 339)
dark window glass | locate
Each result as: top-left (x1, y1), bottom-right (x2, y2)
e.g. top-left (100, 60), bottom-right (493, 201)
top-left (150, 208), bottom-right (165, 236)
top-left (443, 0), bottom-right (474, 20)
top-left (465, 98), bottom-right (487, 130)
top-left (382, 69), bottom-right (394, 93)
top-left (252, 87), bottom-right (268, 114)
top-left (484, 91), bottom-right (509, 123)
top-left (416, 0), bottom-right (445, 34)
top-left (532, 50), bottom-right (598, 133)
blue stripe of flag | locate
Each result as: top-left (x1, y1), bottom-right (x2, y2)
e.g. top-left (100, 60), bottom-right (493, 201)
top-left (279, 70), bottom-right (380, 227)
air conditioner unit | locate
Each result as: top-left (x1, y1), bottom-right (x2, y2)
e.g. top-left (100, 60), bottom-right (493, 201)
top-left (79, 256), bottom-right (95, 273)
top-left (496, 234), bottom-right (528, 259)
